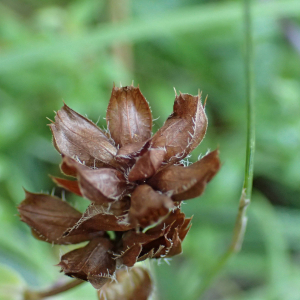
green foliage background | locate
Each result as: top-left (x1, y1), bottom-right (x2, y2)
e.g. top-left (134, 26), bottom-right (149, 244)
top-left (0, 0), bottom-right (300, 299)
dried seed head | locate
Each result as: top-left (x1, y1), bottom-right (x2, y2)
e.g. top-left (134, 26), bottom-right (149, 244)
top-left (18, 85), bottom-right (220, 291)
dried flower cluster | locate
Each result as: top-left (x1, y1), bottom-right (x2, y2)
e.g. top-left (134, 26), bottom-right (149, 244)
top-left (18, 85), bottom-right (220, 296)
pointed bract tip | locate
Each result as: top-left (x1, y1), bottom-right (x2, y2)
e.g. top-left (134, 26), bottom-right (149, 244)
top-left (203, 95), bottom-right (208, 108)
top-left (207, 148), bottom-right (220, 159)
top-left (131, 80), bottom-right (134, 87)
top-left (62, 102), bottom-right (69, 109)
top-left (46, 117), bottom-right (54, 124)
top-left (173, 87), bottom-right (178, 96)
top-left (198, 89), bottom-right (202, 99)
top-left (22, 187), bottom-right (30, 196)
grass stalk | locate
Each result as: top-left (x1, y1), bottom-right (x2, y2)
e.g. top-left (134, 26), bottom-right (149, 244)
top-left (195, 0), bottom-right (255, 297)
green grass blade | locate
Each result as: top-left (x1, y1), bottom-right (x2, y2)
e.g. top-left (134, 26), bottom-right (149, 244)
top-left (1, 0), bottom-right (300, 73)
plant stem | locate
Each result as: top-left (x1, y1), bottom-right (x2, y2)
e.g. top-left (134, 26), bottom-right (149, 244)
top-left (195, 0), bottom-right (255, 297)
top-left (24, 279), bottom-right (84, 300)
top-left (243, 0), bottom-right (255, 203)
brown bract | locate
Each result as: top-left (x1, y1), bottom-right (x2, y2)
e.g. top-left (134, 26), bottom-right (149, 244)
top-left (61, 156), bottom-right (130, 204)
top-left (150, 92), bottom-right (207, 164)
top-left (51, 176), bottom-right (82, 196)
top-left (128, 184), bottom-right (174, 227)
top-left (106, 86), bottom-right (152, 147)
top-left (58, 237), bottom-right (116, 289)
top-left (98, 267), bottom-right (152, 300)
top-left (64, 203), bottom-right (134, 236)
top-left (128, 148), bottom-right (166, 182)
top-left (18, 191), bottom-right (103, 244)
top-left (18, 85), bottom-right (220, 290)
top-left (114, 208), bottom-right (192, 267)
top-left (49, 104), bottom-right (119, 169)
top-left (148, 150), bottom-right (221, 201)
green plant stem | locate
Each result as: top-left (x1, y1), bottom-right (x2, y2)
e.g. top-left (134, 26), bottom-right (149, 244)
top-left (195, 0), bottom-right (255, 297)
top-left (24, 279), bottom-right (84, 300)
top-left (244, 0), bottom-right (255, 203)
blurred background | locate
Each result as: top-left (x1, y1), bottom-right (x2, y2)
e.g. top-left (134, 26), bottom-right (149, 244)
top-left (0, 0), bottom-right (300, 299)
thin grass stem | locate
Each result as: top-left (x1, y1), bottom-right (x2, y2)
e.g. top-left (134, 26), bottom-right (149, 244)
top-left (194, 0), bottom-right (255, 297)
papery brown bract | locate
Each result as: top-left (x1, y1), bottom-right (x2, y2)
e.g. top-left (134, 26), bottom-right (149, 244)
top-left (77, 167), bottom-right (128, 203)
top-left (18, 191), bottom-right (103, 244)
top-left (116, 139), bottom-right (150, 158)
top-left (50, 104), bottom-right (119, 169)
top-left (51, 176), bottom-right (82, 196)
top-left (128, 148), bottom-right (166, 182)
top-left (148, 150), bottom-right (220, 201)
top-left (106, 86), bottom-right (152, 147)
top-left (114, 208), bottom-right (191, 266)
top-left (98, 267), bottom-right (152, 300)
top-left (64, 203), bottom-right (134, 236)
top-left (98, 196), bottom-right (131, 216)
top-left (62, 156), bottom-right (129, 204)
top-left (139, 209), bottom-right (192, 259)
top-left (58, 237), bottom-right (116, 289)
top-left (150, 92), bottom-right (207, 164)
top-left (128, 184), bottom-right (174, 227)
top-left (114, 222), bottom-right (170, 267)
top-left (115, 244), bottom-right (143, 267)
